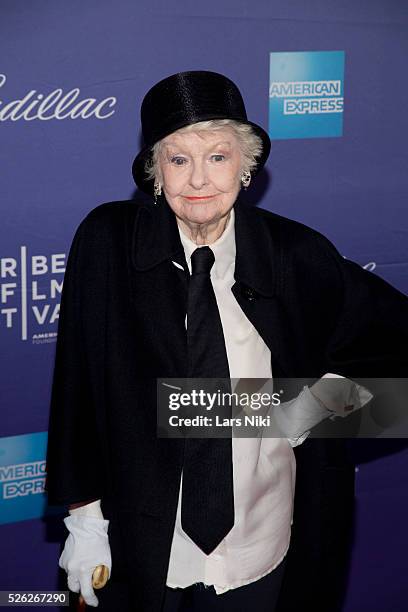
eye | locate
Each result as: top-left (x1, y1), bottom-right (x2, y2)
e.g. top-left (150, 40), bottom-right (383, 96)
top-left (211, 154), bottom-right (225, 162)
top-left (170, 156), bottom-right (187, 166)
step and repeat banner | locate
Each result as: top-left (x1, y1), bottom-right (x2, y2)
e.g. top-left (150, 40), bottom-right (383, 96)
top-left (1, 1), bottom-right (407, 610)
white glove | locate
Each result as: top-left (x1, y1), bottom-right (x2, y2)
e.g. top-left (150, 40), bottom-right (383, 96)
top-left (59, 514), bottom-right (112, 607)
top-left (274, 374), bottom-right (373, 444)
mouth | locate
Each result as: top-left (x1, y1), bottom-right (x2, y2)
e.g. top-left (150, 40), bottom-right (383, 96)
top-left (183, 195), bottom-right (216, 201)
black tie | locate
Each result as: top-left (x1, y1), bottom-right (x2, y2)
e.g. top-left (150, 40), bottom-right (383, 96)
top-left (181, 246), bottom-right (234, 555)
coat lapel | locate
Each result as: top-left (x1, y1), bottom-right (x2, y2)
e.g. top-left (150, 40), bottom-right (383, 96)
top-left (130, 200), bottom-right (189, 376)
top-left (232, 196), bottom-right (297, 377)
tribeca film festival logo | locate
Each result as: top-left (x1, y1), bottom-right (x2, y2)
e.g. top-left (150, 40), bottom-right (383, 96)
top-left (0, 460), bottom-right (46, 500)
top-left (269, 50), bottom-right (345, 139)
top-left (1, 247), bottom-right (65, 343)
top-left (0, 73), bottom-right (116, 121)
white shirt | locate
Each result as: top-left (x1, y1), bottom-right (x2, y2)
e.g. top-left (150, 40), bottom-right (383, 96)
top-left (70, 206), bottom-right (372, 595)
top-left (166, 207), bottom-right (309, 594)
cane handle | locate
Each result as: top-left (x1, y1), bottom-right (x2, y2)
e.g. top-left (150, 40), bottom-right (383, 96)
top-left (77, 564), bottom-right (109, 608)
top-left (92, 564), bottom-right (109, 589)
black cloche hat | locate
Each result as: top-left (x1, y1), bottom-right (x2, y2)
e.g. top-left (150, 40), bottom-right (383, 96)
top-left (132, 70), bottom-right (271, 194)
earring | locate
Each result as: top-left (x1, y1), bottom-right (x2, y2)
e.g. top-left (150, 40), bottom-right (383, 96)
top-left (153, 180), bottom-right (162, 205)
top-left (241, 170), bottom-right (251, 190)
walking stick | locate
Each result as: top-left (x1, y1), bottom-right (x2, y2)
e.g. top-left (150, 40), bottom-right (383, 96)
top-left (77, 564), bottom-right (109, 610)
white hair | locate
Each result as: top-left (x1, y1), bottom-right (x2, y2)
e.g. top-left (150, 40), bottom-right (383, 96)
top-left (144, 119), bottom-right (264, 183)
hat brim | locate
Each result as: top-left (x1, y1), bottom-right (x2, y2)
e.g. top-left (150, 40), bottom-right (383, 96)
top-left (132, 117), bottom-right (271, 195)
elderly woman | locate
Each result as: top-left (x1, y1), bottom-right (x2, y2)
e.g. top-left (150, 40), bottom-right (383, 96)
top-left (46, 71), bottom-right (408, 612)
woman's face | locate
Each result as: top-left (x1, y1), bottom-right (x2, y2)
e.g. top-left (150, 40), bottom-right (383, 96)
top-left (158, 127), bottom-right (242, 228)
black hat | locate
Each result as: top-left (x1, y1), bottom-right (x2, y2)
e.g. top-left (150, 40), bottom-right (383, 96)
top-left (132, 70), bottom-right (271, 194)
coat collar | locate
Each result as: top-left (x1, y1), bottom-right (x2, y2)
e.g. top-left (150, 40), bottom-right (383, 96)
top-left (131, 192), bottom-right (278, 297)
top-left (131, 193), bottom-right (297, 376)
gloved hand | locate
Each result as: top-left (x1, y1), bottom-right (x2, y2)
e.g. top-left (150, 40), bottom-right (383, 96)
top-left (59, 514), bottom-right (112, 607)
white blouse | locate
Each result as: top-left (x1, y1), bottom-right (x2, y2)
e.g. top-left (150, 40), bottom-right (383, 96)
top-left (166, 208), bottom-right (312, 594)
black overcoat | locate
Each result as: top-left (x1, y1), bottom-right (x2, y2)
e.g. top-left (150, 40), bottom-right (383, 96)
top-left (46, 194), bottom-right (408, 611)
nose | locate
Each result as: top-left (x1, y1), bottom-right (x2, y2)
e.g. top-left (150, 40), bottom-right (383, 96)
top-left (189, 158), bottom-right (208, 190)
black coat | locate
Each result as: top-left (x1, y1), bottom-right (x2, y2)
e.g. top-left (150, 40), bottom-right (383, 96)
top-left (46, 194), bottom-right (408, 612)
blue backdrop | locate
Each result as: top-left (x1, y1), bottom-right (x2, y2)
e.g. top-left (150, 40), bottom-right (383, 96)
top-left (1, 1), bottom-right (407, 610)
